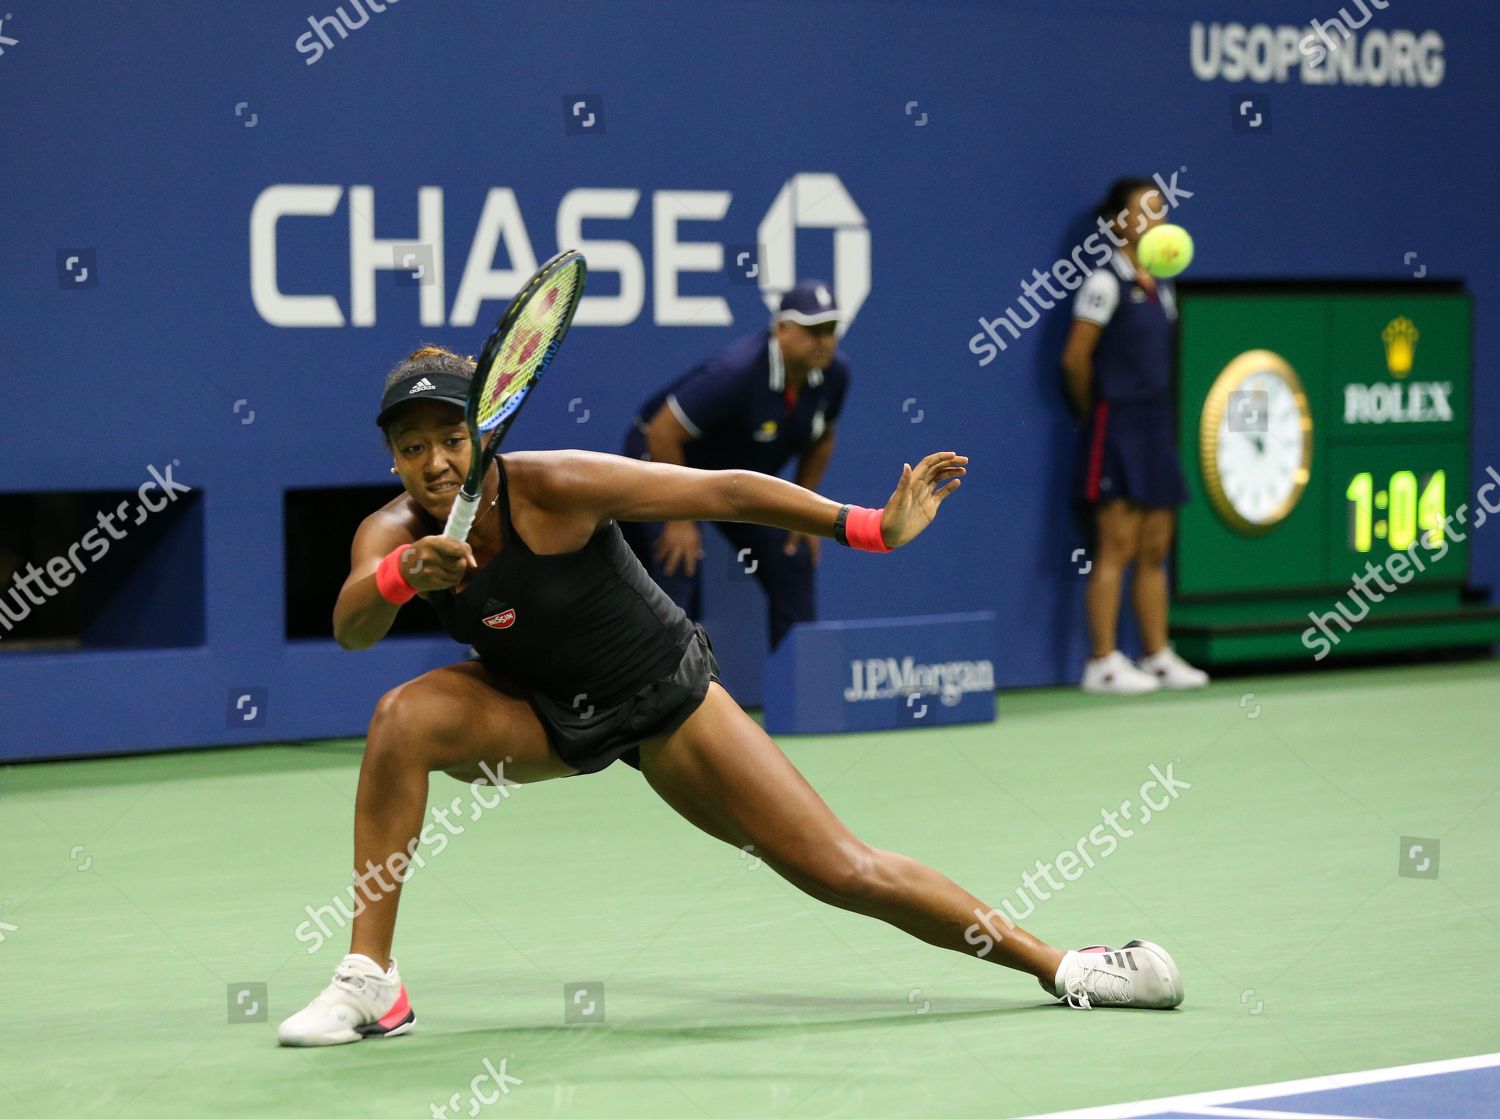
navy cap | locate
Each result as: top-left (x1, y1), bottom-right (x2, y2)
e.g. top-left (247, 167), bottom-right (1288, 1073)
top-left (777, 280), bottom-right (841, 326)
top-left (375, 371), bottom-right (471, 428)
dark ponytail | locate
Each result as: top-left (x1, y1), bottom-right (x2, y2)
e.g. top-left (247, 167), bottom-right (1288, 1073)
top-left (381, 345), bottom-right (475, 394)
top-left (1097, 176), bottom-right (1155, 221)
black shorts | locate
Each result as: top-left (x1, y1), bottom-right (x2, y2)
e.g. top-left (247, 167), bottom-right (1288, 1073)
top-left (527, 623), bottom-right (721, 775)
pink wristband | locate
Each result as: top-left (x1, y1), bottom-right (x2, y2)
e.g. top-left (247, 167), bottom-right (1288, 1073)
top-left (375, 545), bottom-right (419, 604)
top-left (845, 506), bottom-right (891, 553)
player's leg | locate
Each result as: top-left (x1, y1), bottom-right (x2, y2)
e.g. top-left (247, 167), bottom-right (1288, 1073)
top-left (280, 661), bottom-right (576, 1046)
top-left (718, 521), bottom-right (815, 650)
top-left (637, 684), bottom-right (1183, 1009)
top-left (348, 660), bottom-right (577, 966)
top-left (637, 683), bottom-right (1061, 981)
top-left (1133, 508), bottom-right (1208, 687)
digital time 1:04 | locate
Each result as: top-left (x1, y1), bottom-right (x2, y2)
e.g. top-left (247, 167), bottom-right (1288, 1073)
top-left (1345, 470), bottom-right (1445, 552)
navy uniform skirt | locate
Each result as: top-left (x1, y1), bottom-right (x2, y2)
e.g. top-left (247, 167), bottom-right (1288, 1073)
top-left (1075, 398), bottom-right (1189, 509)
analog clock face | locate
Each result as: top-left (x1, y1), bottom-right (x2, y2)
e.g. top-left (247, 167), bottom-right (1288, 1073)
top-left (1214, 370), bottom-right (1308, 523)
top-left (1200, 351), bottom-right (1313, 533)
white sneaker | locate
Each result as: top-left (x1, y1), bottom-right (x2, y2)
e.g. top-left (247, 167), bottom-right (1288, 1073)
top-left (277, 952), bottom-right (415, 1046)
top-left (1081, 650), bottom-right (1160, 695)
top-left (1042, 941), bottom-right (1184, 1010)
top-left (1139, 646), bottom-right (1209, 689)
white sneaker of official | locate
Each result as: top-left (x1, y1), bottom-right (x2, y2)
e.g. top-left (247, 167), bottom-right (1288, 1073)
top-left (1081, 650), bottom-right (1161, 695)
top-left (1138, 646), bottom-right (1210, 689)
top-left (278, 952), bottom-right (415, 1046)
top-left (1042, 941), bottom-right (1185, 1010)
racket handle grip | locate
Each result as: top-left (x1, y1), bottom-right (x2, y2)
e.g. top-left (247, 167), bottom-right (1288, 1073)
top-left (443, 490), bottom-right (481, 541)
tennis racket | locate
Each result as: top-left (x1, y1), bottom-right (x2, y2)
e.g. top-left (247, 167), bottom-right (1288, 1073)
top-left (443, 249), bottom-right (587, 541)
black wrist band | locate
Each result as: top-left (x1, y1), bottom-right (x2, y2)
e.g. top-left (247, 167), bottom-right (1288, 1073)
top-left (833, 504), bottom-right (851, 546)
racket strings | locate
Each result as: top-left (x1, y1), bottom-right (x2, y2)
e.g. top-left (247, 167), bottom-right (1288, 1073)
top-left (476, 264), bottom-right (584, 431)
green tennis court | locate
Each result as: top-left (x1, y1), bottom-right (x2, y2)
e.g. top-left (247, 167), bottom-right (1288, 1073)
top-left (5, 659), bottom-right (1497, 1118)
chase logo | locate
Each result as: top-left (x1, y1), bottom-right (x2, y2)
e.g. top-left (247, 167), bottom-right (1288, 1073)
top-left (249, 173), bottom-right (870, 331)
top-left (757, 174), bottom-right (870, 329)
top-left (752, 420), bottom-right (778, 443)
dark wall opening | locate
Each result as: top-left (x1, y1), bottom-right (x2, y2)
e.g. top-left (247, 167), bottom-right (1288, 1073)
top-left (284, 486), bottom-right (445, 640)
top-left (0, 488), bottom-right (204, 651)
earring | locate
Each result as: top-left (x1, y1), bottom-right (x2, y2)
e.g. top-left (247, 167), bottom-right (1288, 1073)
top-left (390, 466), bottom-right (398, 475)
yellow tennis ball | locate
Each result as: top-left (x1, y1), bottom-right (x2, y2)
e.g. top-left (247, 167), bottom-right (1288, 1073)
top-left (1137, 223), bottom-right (1194, 278)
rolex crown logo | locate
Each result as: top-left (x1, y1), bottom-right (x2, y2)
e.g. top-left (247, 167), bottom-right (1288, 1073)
top-left (1381, 315), bottom-right (1419, 378)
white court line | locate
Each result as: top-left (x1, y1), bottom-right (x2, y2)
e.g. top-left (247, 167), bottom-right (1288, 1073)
top-left (1012, 1050), bottom-right (1500, 1119)
top-left (1184, 1108), bottom-right (1379, 1118)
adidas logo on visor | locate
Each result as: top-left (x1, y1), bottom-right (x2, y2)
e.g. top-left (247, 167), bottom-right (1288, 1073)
top-left (407, 377), bottom-right (436, 394)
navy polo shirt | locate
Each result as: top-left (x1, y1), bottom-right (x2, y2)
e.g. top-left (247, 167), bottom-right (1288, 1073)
top-left (1073, 250), bottom-right (1177, 404)
top-left (637, 332), bottom-right (850, 475)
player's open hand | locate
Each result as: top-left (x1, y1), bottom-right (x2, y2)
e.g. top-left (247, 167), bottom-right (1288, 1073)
top-left (879, 452), bottom-right (967, 548)
top-left (400, 535), bottom-right (478, 592)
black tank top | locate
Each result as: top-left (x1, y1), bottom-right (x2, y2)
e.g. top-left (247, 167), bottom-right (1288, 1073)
top-left (418, 457), bottom-right (695, 708)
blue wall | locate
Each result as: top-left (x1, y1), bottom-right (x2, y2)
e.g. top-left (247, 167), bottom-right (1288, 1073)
top-left (3, 0), bottom-right (1497, 758)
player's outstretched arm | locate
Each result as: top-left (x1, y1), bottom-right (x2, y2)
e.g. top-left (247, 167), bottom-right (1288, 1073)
top-left (529, 449), bottom-right (965, 548)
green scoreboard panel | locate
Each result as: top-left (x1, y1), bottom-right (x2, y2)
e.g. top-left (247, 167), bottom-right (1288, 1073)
top-left (1173, 288), bottom-right (1500, 664)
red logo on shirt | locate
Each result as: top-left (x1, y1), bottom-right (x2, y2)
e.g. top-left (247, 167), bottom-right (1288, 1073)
top-left (482, 608), bottom-right (516, 629)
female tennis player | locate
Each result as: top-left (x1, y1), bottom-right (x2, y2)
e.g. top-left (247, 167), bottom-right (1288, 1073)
top-left (278, 346), bottom-right (1183, 1045)
top-left (1063, 177), bottom-right (1211, 695)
